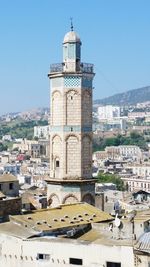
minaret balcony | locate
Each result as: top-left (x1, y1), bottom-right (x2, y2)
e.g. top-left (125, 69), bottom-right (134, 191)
top-left (50, 63), bottom-right (63, 73)
top-left (80, 63), bottom-right (94, 73)
top-left (50, 62), bottom-right (94, 74)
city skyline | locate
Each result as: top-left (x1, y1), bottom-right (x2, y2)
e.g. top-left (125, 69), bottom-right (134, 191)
top-left (0, 0), bottom-right (150, 114)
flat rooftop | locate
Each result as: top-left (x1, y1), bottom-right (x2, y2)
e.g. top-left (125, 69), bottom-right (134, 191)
top-left (0, 203), bottom-right (112, 237)
top-left (0, 203), bottom-right (149, 249)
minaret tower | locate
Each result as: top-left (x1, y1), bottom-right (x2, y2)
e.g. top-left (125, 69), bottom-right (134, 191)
top-left (46, 25), bottom-right (95, 207)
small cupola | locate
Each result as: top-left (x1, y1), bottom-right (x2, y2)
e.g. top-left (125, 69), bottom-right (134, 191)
top-left (63, 22), bottom-right (81, 72)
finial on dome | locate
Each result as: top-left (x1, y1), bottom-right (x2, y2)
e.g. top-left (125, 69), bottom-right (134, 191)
top-left (70, 17), bottom-right (73, 31)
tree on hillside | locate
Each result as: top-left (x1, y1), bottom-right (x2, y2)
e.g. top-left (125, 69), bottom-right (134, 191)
top-left (93, 132), bottom-right (148, 151)
top-left (97, 173), bottom-right (125, 191)
top-left (0, 143), bottom-right (8, 152)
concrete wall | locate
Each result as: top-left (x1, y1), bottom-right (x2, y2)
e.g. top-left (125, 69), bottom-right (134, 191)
top-left (0, 234), bottom-right (135, 267)
top-left (0, 181), bottom-right (19, 197)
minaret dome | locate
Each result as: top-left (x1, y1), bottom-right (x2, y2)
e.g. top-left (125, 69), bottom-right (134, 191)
top-left (63, 31), bottom-right (81, 44)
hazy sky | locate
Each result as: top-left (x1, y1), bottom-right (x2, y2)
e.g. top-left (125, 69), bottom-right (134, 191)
top-left (0, 0), bottom-right (150, 114)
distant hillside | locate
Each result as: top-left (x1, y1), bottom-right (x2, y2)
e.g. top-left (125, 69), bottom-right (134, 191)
top-left (94, 86), bottom-right (150, 106)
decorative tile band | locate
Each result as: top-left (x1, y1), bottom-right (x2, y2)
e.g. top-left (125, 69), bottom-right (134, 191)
top-left (64, 76), bottom-right (81, 87)
top-left (50, 125), bottom-right (92, 132)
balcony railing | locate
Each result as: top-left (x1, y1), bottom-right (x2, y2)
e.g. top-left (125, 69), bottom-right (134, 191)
top-left (50, 62), bottom-right (94, 74)
top-left (50, 63), bottom-right (63, 73)
top-left (80, 63), bottom-right (94, 73)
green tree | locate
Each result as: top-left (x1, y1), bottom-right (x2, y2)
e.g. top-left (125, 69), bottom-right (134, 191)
top-left (0, 119), bottom-right (48, 140)
top-left (93, 132), bottom-right (148, 151)
top-left (0, 143), bottom-right (8, 152)
top-left (97, 173), bottom-right (125, 191)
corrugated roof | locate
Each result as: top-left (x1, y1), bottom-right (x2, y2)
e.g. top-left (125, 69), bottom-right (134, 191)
top-left (134, 209), bottom-right (150, 222)
top-left (135, 232), bottom-right (150, 253)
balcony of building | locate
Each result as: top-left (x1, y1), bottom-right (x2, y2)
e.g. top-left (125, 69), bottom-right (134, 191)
top-left (50, 62), bottom-right (94, 74)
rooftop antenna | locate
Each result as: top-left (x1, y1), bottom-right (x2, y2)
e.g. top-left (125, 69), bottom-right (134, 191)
top-left (70, 17), bottom-right (73, 31)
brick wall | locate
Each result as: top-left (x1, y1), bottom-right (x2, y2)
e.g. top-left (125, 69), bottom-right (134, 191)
top-left (66, 135), bottom-right (80, 176)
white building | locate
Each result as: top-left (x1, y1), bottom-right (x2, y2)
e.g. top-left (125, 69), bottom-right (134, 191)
top-left (2, 135), bottom-right (12, 141)
top-left (0, 202), bottom-right (149, 267)
top-left (17, 174), bottom-right (32, 185)
top-left (118, 145), bottom-right (142, 159)
top-left (12, 139), bottom-right (38, 153)
top-left (98, 105), bottom-right (120, 120)
top-left (102, 118), bottom-right (127, 131)
top-left (94, 145), bottom-right (142, 161)
top-left (34, 125), bottom-right (49, 139)
top-left (129, 164), bottom-right (150, 177)
top-left (122, 175), bottom-right (150, 193)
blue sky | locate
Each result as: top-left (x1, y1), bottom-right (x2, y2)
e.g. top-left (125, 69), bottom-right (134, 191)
top-left (0, 0), bottom-right (150, 114)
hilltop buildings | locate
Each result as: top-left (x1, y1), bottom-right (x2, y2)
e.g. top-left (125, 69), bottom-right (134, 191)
top-left (98, 105), bottom-right (121, 120)
top-left (34, 125), bottom-right (50, 140)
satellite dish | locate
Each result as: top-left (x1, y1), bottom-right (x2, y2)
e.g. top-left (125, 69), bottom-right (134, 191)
top-left (115, 217), bottom-right (121, 227)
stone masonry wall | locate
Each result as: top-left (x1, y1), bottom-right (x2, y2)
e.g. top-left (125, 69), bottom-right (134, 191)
top-left (51, 91), bottom-right (63, 125)
top-left (66, 90), bottom-right (80, 125)
top-left (66, 135), bottom-right (80, 177)
top-left (0, 197), bottom-right (21, 221)
top-left (82, 89), bottom-right (92, 126)
top-left (82, 135), bottom-right (92, 178)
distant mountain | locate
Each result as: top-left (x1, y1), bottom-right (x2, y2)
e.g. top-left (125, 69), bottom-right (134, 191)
top-left (94, 86), bottom-right (150, 106)
top-left (1, 107), bottom-right (50, 118)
